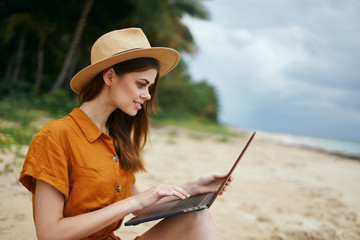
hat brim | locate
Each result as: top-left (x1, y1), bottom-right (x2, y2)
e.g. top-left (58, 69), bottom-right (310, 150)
top-left (70, 47), bottom-right (180, 94)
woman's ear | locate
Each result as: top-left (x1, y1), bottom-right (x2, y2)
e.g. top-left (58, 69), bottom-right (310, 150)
top-left (103, 68), bottom-right (115, 86)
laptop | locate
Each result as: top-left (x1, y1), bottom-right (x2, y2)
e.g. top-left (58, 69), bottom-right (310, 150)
top-left (125, 131), bottom-right (256, 226)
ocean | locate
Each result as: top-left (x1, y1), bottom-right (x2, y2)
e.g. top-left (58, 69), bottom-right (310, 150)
top-left (256, 131), bottom-right (360, 159)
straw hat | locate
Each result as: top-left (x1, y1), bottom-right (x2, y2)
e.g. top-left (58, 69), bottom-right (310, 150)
top-left (70, 28), bottom-right (180, 94)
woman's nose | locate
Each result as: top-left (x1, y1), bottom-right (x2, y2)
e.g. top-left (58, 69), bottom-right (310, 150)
top-left (140, 89), bottom-right (151, 100)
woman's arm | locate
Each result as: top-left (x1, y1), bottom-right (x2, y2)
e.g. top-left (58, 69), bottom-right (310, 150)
top-left (35, 179), bottom-right (189, 240)
top-left (35, 180), bottom-right (139, 240)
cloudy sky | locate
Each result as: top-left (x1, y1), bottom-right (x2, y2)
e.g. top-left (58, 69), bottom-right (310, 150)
top-left (183, 0), bottom-right (360, 141)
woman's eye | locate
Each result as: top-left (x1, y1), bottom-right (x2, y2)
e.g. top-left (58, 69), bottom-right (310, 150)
top-left (137, 83), bottom-right (146, 89)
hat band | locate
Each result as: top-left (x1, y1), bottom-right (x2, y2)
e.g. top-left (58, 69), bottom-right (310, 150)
top-left (112, 48), bottom-right (143, 56)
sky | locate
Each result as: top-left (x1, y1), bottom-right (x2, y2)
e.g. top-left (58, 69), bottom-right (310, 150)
top-left (182, 0), bottom-right (360, 141)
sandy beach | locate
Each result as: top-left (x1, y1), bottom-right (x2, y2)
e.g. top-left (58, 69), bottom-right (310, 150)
top-left (0, 126), bottom-right (359, 239)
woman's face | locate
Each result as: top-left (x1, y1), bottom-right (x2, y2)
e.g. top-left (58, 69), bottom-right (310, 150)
top-left (108, 68), bottom-right (157, 116)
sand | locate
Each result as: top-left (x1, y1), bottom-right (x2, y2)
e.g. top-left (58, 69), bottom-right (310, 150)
top-left (0, 126), bottom-right (359, 240)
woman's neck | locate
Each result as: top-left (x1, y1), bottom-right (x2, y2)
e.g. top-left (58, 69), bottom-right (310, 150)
top-left (79, 97), bottom-right (115, 134)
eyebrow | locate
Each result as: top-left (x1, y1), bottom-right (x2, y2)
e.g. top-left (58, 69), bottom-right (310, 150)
top-left (140, 79), bottom-right (154, 86)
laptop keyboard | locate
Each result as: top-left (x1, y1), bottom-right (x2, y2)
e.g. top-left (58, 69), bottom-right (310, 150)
top-left (167, 192), bottom-right (216, 212)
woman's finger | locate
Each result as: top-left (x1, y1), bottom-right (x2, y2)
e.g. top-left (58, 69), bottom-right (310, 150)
top-left (212, 172), bottom-right (228, 180)
top-left (157, 185), bottom-right (190, 199)
top-left (172, 185), bottom-right (190, 199)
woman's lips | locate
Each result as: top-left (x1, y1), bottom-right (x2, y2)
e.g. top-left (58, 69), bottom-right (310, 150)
top-left (134, 101), bottom-right (142, 110)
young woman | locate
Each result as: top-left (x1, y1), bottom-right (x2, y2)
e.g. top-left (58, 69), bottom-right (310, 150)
top-left (19, 28), bottom-right (232, 240)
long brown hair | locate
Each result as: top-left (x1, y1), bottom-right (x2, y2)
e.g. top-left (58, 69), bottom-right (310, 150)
top-left (78, 58), bottom-right (160, 173)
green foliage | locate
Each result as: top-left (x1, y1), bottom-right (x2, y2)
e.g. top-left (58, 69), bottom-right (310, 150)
top-left (151, 118), bottom-right (240, 137)
top-left (0, 84), bottom-right (77, 121)
top-left (0, 0), bottom-right (220, 125)
top-left (0, 80), bottom-right (34, 96)
top-left (0, 95), bottom-right (37, 126)
top-left (0, 145), bottom-right (25, 175)
top-left (32, 90), bottom-right (78, 118)
top-left (0, 125), bottom-right (39, 146)
top-left (154, 61), bottom-right (219, 122)
top-left (0, 0), bottom-right (209, 92)
top-left (0, 88), bottom-right (77, 151)
top-left (4, 163), bottom-right (14, 173)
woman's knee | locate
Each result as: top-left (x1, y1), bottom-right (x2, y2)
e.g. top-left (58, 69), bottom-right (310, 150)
top-left (187, 209), bottom-right (218, 239)
top-left (180, 209), bottom-right (217, 231)
top-left (139, 210), bottom-right (218, 240)
top-left (188, 209), bottom-right (214, 222)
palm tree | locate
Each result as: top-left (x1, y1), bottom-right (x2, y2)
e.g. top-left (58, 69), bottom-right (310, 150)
top-left (3, 13), bottom-right (31, 82)
top-left (124, 0), bottom-right (209, 53)
top-left (51, 0), bottom-right (208, 92)
top-left (50, 0), bottom-right (95, 93)
top-left (3, 11), bottom-right (55, 92)
top-left (2, 0), bottom-right (210, 93)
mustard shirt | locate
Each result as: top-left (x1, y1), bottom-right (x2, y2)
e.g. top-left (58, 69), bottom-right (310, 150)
top-left (19, 108), bottom-right (136, 240)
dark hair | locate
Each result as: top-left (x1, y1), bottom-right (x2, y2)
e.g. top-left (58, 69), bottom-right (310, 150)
top-left (78, 58), bottom-right (160, 173)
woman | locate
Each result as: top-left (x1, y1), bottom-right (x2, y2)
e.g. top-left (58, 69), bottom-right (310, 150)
top-left (19, 28), bottom-right (231, 240)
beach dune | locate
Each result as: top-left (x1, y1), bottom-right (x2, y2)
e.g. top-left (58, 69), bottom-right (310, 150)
top-left (0, 126), bottom-right (359, 239)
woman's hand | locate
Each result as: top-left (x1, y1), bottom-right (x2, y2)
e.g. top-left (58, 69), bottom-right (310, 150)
top-left (191, 173), bottom-right (233, 196)
top-left (131, 173), bottom-right (233, 214)
top-left (133, 184), bottom-right (190, 210)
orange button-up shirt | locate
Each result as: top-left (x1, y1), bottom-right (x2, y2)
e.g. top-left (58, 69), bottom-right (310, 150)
top-left (19, 108), bottom-right (136, 240)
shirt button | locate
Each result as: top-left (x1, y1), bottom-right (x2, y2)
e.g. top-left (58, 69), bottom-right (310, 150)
top-left (116, 185), bottom-right (122, 192)
top-left (112, 156), bottom-right (118, 162)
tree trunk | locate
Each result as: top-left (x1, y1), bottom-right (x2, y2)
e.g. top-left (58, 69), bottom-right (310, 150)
top-left (4, 55), bottom-right (15, 80)
top-left (50, 0), bottom-right (94, 93)
top-left (64, 48), bottom-right (79, 92)
top-left (11, 28), bottom-right (27, 82)
top-left (34, 43), bottom-right (44, 93)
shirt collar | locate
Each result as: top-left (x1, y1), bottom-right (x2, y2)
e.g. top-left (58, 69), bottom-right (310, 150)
top-left (69, 108), bottom-right (104, 143)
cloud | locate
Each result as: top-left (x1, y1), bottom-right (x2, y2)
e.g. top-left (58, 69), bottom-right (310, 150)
top-left (184, 17), bottom-right (314, 92)
top-left (182, 0), bottom-right (360, 140)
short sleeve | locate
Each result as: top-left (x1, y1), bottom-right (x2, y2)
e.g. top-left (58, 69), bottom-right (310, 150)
top-left (19, 131), bottom-right (70, 199)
